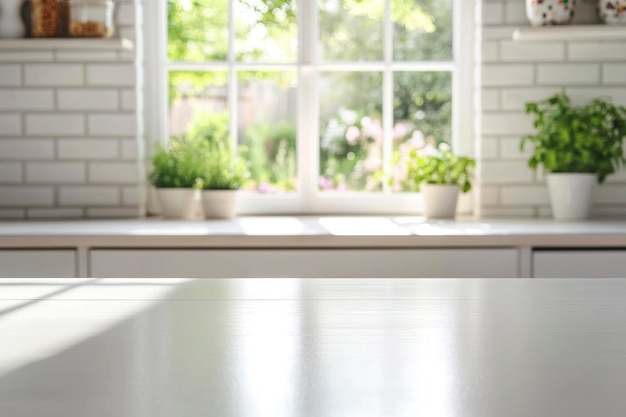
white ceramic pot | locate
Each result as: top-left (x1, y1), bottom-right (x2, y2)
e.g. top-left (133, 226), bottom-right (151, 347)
top-left (546, 173), bottom-right (596, 221)
top-left (156, 188), bottom-right (197, 219)
top-left (526, 0), bottom-right (576, 26)
top-left (421, 184), bottom-right (459, 219)
top-left (201, 189), bottom-right (239, 219)
top-left (0, 0), bottom-right (26, 37)
top-left (598, 0), bottom-right (626, 24)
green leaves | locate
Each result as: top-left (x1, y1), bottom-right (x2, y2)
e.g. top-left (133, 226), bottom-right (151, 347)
top-left (197, 141), bottom-right (248, 190)
top-left (149, 135), bottom-right (208, 189)
top-left (522, 93), bottom-right (626, 184)
top-left (149, 114), bottom-right (249, 190)
top-left (404, 146), bottom-right (475, 194)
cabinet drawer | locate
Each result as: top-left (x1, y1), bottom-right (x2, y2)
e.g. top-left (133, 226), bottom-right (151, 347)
top-left (91, 248), bottom-right (519, 278)
top-left (0, 250), bottom-right (76, 278)
top-left (533, 250), bottom-right (626, 278)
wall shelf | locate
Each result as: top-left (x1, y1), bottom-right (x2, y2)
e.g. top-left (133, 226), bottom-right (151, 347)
top-left (0, 37), bottom-right (134, 50)
top-left (513, 25), bottom-right (626, 42)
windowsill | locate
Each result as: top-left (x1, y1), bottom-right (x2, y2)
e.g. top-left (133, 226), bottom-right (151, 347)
top-left (0, 37), bottom-right (134, 50)
top-left (512, 24), bottom-right (626, 42)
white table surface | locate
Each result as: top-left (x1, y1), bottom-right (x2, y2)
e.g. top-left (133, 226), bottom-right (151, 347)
top-left (1, 277), bottom-right (626, 417)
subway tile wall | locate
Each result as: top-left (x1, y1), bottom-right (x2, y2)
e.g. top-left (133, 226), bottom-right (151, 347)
top-left (0, 0), bottom-right (142, 219)
top-left (479, 0), bottom-right (626, 218)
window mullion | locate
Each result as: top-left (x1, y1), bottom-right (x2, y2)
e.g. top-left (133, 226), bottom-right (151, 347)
top-left (228, 0), bottom-right (238, 153)
top-left (382, 0), bottom-right (393, 194)
top-left (298, 0), bottom-right (318, 209)
top-left (156, 0), bottom-right (169, 147)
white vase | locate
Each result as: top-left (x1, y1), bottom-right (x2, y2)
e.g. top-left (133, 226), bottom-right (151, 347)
top-left (598, 0), bottom-right (626, 24)
top-left (0, 0), bottom-right (26, 38)
top-left (526, 0), bottom-right (577, 26)
top-left (201, 189), bottom-right (238, 219)
top-left (156, 188), bottom-right (197, 219)
top-left (421, 184), bottom-right (459, 219)
top-left (546, 173), bottom-right (596, 221)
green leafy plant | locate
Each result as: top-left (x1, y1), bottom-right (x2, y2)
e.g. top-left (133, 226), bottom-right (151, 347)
top-left (522, 93), bottom-right (626, 183)
top-left (149, 135), bottom-right (206, 188)
top-left (198, 141), bottom-right (248, 190)
top-left (404, 144), bottom-right (475, 193)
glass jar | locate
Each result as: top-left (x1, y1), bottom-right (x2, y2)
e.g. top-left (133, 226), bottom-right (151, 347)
top-left (30, 0), bottom-right (69, 37)
top-left (68, 0), bottom-right (114, 38)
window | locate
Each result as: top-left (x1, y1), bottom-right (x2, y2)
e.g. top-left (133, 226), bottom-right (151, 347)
top-left (146, 0), bottom-right (474, 214)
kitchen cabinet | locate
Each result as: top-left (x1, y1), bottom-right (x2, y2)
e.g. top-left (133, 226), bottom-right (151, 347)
top-left (533, 249), bottom-right (626, 278)
top-left (90, 248), bottom-right (520, 278)
top-left (0, 250), bottom-right (76, 278)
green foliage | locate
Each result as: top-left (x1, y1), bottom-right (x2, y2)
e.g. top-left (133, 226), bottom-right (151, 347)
top-left (198, 141), bottom-right (248, 190)
top-left (149, 112), bottom-right (248, 190)
top-left (149, 135), bottom-right (207, 188)
top-left (404, 145), bottom-right (475, 193)
top-left (186, 111), bottom-right (230, 147)
top-left (244, 121), bottom-right (297, 191)
top-left (521, 93), bottom-right (626, 184)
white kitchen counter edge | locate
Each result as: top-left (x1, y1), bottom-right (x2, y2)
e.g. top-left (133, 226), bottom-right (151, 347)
top-left (1, 216), bottom-right (626, 248)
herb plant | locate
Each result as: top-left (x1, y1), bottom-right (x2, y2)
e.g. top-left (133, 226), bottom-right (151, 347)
top-left (521, 93), bottom-right (626, 183)
top-left (149, 135), bottom-right (206, 188)
top-left (197, 141), bottom-right (248, 190)
top-left (405, 143), bottom-right (475, 193)
top-left (149, 111), bottom-right (249, 190)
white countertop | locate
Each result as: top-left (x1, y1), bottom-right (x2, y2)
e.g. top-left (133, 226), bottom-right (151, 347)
top-left (2, 277), bottom-right (626, 416)
top-left (1, 216), bottom-right (626, 248)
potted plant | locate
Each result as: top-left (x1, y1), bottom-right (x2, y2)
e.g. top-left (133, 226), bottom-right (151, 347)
top-left (522, 93), bottom-right (626, 220)
top-left (197, 140), bottom-right (248, 219)
top-left (149, 135), bottom-right (205, 219)
top-left (404, 143), bottom-right (475, 219)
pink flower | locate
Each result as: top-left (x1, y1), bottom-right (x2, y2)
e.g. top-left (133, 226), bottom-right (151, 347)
top-left (410, 130), bottom-right (425, 148)
top-left (318, 176), bottom-right (334, 190)
top-left (419, 143), bottom-right (438, 157)
top-left (345, 126), bottom-right (360, 145)
top-left (393, 123), bottom-right (409, 139)
top-left (362, 119), bottom-right (382, 142)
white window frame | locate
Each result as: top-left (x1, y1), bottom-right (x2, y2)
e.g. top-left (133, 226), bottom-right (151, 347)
top-left (143, 0), bottom-right (476, 215)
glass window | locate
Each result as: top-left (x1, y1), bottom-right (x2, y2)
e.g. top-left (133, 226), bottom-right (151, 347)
top-left (160, 0), bottom-right (465, 214)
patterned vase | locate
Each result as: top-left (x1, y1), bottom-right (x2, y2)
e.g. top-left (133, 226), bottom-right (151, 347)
top-left (526, 0), bottom-right (577, 26)
top-left (598, 0), bottom-right (626, 24)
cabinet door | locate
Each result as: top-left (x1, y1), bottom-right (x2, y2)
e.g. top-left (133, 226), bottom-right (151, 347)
top-left (0, 250), bottom-right (76, 278)
top-left (533, 250), bottom-right (626, 278)
top-left (91, 248), bottom-right (519, 278)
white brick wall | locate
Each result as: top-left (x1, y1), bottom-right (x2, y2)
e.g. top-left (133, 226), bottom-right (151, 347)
top-left (0, 65), bottom-right (21, 86)
top-left (478, 1), bottom-right (626, 218)
top-left (0, 0), bottom-right (142, 219)
top-left (57, 89), bottom-right (119, 110)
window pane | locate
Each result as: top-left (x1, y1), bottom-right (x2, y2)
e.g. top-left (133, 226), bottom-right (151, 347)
top-left (235, 0), bottom-right (298, 62)
top-left (391, 71), bottom-right (452, 191)
top-left (168, 71), bottom-right (229, 139)
top-left (393, 0), bottom-right (453, 61)
top-left (238, 71), bottom-right (298, 193)
top-left (168, 0), bottom-right (228, 62)
top-left (319, 72), bottom-right (383, 192)
top-left (319, 0), bottom-right (384, 61)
